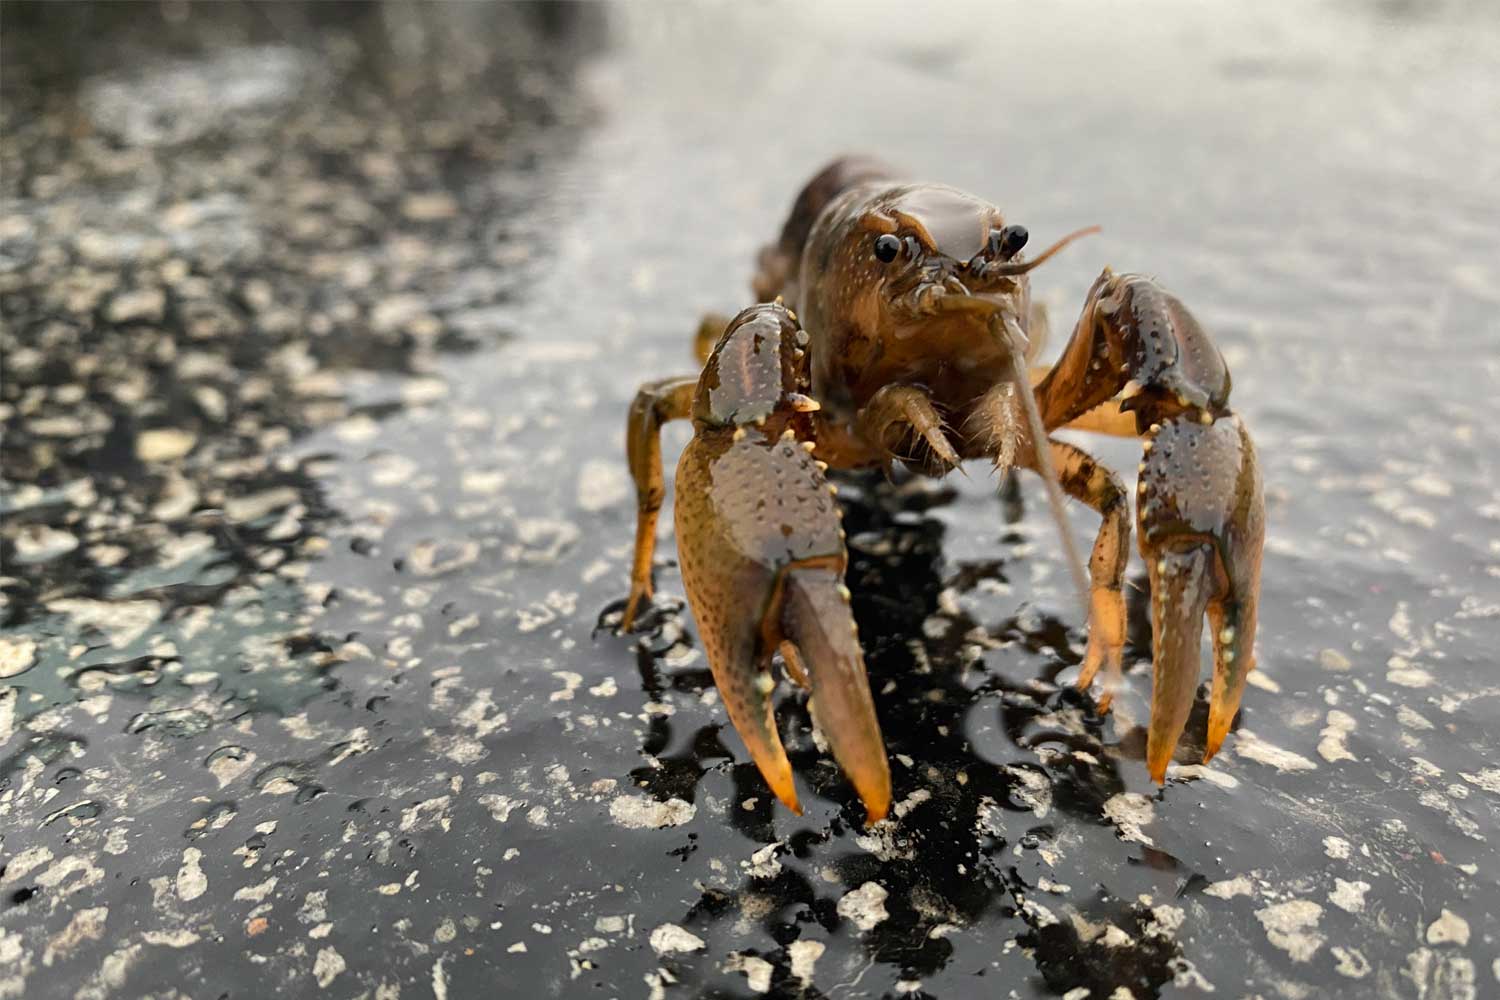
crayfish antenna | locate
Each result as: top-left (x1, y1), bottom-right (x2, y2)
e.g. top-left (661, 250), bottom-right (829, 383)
top-left (988, 225), bottom-right (1101, 277)
top-left (996, 314), bottom-right (1091, 621)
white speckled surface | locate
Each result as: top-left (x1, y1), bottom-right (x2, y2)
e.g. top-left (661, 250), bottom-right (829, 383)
top-left (1, 2), bottom-right (1497, 998)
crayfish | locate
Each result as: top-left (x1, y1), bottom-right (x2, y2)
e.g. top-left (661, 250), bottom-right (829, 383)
top-left (618, 158), bottom-right (1265, 822)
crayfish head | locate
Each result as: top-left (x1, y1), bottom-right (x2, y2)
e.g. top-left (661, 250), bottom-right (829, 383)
top-left (850, 184), bottom-right (1024, 335)
top-left (694, 301), bottom-right (818, 433)
top-left (847, 185), bottom-right (1095, 359)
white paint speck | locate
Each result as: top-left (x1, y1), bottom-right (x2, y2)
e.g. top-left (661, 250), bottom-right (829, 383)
top-left (312, 947), bottom-right (345, 988)
top-left (550, 671), bottom-right (583, 701)
top-left (1319, 648), bottom-right (1352, 671)
top-left (0, 637), bottom-right (38, 677)
top-left (43, 906), bottom-right (108, 966)
top-left (1323, 836), bottom-right (1352, 860)
top-left (1172, 764), bottom-right (1240, 789)
top-left (1, 845), bottom-right (54, 885)
top-left (649, 924), bottom-right (705, 955)
top-left (1255, 900), bottom-right (1324, 962)
top-left (744, 842), bottom-right (783, 879)
top-left (725, 953), bottom-right (774, 993)
top-left (1205, 875), bottom-right (1255, 900)
top-left (788, 940), bottom-right (825, 984)
top-left (1387, 658), bottom-right (1434, 688)
top-left (1328, 879), bottom-right (1370, 914)
top-left (478, 794), bottom-right (521, 823)
top-left (136, 427), bottom-right (196, 462)
top-left (836, 882), bottom-right (889, 932)
top-left (1426, 909), bottom-right (1470, 946)
top-left (1398, 705), bottom-right (1434, 731)
top-left (1233, 730), bottom-right (1317, 772)
top-left (234, 876), bottom-right (277, 903)
top-left (1102, 793), bottom-right (1155, 845)
top-left (609, 795), bottom-right (696, 829)
top-left (1318, 710), bottom-right (1357, 763)
top-left (176, 848), bottom-right (207, 902)
top-left (1331, 945), bottom-right (1370, 978)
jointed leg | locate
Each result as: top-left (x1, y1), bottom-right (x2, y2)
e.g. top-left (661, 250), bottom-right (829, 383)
top-left (855, 383), bottom-right (961, 474)
top-left (621, 376), bottom-right (698, 630)
top-left (1024, 439), bottom-right (1131, 709)
top-left (968, 381), bottom-right (1020, 474)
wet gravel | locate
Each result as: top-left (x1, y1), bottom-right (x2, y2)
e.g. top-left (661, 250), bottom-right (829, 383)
top-left (2, 2), bottom-right (1498, 998)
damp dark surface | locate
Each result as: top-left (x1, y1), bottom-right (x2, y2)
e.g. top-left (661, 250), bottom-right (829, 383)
top-left (2, 2), bottom-right (1498, 998)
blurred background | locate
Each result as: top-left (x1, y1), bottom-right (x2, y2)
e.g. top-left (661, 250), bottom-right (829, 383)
top-left (2, 3), bottom-right (1497, 998)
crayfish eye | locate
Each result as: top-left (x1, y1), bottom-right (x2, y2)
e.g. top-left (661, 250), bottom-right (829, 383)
top-left (991, 225), bottom-right (1029, 260)
top-left (873, 233), bottom-right (902, 264)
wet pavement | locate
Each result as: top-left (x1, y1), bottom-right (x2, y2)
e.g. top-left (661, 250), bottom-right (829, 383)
top-left (2, 2), bottom-right (1498, 998)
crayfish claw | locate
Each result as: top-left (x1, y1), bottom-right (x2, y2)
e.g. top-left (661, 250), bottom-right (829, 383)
top-left (662, 301), bottom-right (889, 820)
top-left (695, 618), bottom-right (802, 816)
top-left (1143, 544), bottom-right (1216, 781)
top-left (781, 568), bottom-right (891, 823)
top-left (1136, 413), bottom-right (1265, 781)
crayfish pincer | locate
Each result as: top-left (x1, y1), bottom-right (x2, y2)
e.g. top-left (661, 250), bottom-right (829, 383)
top-left (618, 157), bottom-right (1266, 813)
top-left (619, 302), bottom-right (890, 821)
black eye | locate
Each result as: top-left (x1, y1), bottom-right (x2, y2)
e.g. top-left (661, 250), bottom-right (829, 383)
top-left (991, 225), bottom-right (1029, 260)
top-left (873, 234), bottom-right (902, 263)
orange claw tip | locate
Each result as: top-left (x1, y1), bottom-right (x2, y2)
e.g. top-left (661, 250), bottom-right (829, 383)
top-left (845, 756), bottom-right (892, 826)
top-left (754, 773), bottom-right (802, 817)
top-left (751, 760), bottom-right (802, 817)
top-left (1203, 719), bottom-right (1233, 763)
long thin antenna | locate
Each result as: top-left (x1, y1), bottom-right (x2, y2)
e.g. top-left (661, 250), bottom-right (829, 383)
top-left (995, 313), bottom-right (1091, 621)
